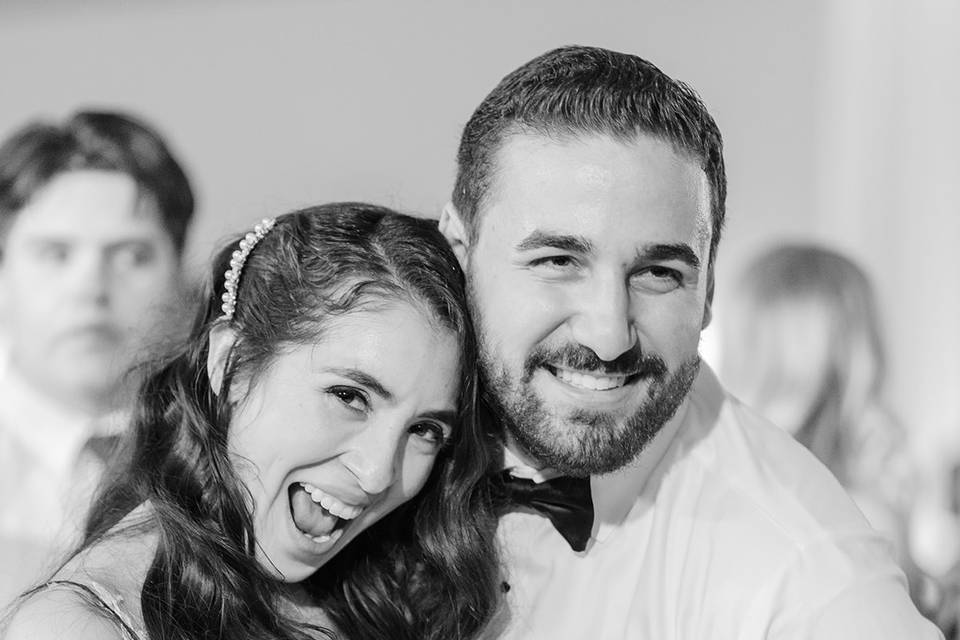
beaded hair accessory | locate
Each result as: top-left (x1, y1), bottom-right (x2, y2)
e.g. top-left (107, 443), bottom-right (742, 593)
top-left (220, 218), bottom-right (276, 320)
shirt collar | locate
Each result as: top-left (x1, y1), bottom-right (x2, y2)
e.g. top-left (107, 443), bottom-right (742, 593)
top-left (501, 440), bottom-right (564, 484)
top-left (591, 362), bottom-right (724, 542)
top-left (590, 400), bottom-right (688, 542)
top-left (0, 350), bottom-right (128, 472)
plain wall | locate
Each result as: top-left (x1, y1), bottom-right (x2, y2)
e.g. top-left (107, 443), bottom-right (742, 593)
top-left (0, 0), bottom-right (822, 280)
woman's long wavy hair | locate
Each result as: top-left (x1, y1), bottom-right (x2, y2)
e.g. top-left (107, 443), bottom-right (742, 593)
top-left (80, 203), bottom-right (501, 639)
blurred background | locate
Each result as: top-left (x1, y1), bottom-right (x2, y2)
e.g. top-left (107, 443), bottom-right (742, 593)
top-left (0, 0), bottom-right (958, 605)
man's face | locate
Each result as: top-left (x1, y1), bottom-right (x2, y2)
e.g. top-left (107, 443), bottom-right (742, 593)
top-left (0, 169), bottom-right (182, 413)
top-left (447, 133), bottom-right (713, 475)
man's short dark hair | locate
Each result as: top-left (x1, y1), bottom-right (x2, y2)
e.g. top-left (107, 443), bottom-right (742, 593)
top-left (0, 110), bottom-right (195, 254)
top-left (452, 45), bottom-right (727, 266)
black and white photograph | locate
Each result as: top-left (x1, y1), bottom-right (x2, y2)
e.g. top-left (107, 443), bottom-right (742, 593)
top-left (0, 1), bottom-right (957, 638)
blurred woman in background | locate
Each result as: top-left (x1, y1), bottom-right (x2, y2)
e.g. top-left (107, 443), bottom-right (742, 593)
top-left (720, 243), bottom-right (927, 602)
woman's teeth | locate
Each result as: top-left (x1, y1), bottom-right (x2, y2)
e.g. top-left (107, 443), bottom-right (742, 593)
top-left (299, 482), bottom-right (363, 520)
top-left (553, 367), bottom-right (627, 391)
top-left (307, 528), bottom-right (343, 545)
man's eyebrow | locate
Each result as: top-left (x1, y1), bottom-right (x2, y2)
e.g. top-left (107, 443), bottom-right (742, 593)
top-left (637, 243), bottom-right (702, 270)
top-left (325, 368), bottom-right (393, 400)
top-left (106, 238), bottom-right (153, 248)
top-left (24, 236), bottom-right (154, 248)
top-left (515, 231), bottom-right (593, 254)
top-left (24, 237), bottom-right (70, 246)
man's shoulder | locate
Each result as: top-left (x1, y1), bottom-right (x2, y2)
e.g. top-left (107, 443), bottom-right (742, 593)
top-left (668, 367), bottom-right (873, 548)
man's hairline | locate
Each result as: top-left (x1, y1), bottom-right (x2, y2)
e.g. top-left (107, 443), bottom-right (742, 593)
top-left (0, 168), bottom-right (186, 258)
top-left (463, 127), bottom-right (718, 255)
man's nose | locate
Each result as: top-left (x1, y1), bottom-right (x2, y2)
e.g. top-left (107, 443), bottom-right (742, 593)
top-left (341, 427), bottom-right (404, 496)
top-left (567, 274), bottom-right (637, 362)
top-left (70, 251), bottom-right (111, 306)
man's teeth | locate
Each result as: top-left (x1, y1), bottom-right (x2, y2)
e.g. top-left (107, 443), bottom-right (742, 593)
top-left (553, 368), bottom-right (627, 391)
top-left (300, 483), bottom-right (363, 520)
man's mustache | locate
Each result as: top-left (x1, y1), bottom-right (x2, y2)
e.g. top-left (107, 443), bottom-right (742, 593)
top-left (523, 344), bottom-right (667, 380)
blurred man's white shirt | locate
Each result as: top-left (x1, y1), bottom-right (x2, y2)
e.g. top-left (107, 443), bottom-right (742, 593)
top-left (0, 341), bottom-right (126, 607)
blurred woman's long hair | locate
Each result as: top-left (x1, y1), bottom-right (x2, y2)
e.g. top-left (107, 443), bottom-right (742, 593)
top-left (721, 244), bottom-right (888, 484)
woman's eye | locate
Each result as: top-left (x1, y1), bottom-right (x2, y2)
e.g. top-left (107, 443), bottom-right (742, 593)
top-left (409, 422), bottom-right (450, 449)
top-left (631, 266), bottom-right (683, 293)
top-left (329, 387), bottom-right (369, 412)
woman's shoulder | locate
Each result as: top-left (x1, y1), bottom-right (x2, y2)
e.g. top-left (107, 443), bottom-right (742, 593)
top-left (3, 515), bottom-right (157, 640)
top-left (3, 582), bottom-right (130, 640)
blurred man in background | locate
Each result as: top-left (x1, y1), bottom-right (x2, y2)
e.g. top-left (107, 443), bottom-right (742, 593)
top-left (0, 110), bottom-right (195, 604)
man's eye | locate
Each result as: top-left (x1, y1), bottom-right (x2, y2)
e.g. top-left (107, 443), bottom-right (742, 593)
top-left (631, 267), bottom-right (683, 293)
top-left (329, 387), bottom-right (369, 412)
top-left (36, 244), bottom-right (70, 264)
top-left (409, 421), bottom-right (450, 449)
top-left (530, 255), bottom-right (577, 269)
top-left (113, 244), bottom-right (156, 269)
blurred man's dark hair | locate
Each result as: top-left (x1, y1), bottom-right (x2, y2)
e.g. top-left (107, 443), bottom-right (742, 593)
top-left (0, 110), bottom-right (195, 255)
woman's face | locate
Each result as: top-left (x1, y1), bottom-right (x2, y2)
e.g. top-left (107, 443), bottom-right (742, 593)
top-left (224, 302), bottom-right (461, 581)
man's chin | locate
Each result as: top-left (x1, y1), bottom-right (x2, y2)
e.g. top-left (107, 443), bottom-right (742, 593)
top-left (506, 400), bottom-right (652, 476)
top-left (502, 359), bottom-right (700, 475)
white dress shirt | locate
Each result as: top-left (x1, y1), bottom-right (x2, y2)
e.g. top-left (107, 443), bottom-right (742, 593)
top-left (494, 364), bottom-right (942, 639)
top-left (0, 350), bottom-right (126, 606)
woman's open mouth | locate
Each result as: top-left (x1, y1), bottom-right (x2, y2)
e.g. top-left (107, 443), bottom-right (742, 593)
top-left (288, 482), bottom-right (363, 545)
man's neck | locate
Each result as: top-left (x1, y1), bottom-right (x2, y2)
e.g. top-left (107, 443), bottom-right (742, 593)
top-left (12, 360), bottom-right (130, 420)
top-left (500, 436), bottom-right (568, 483)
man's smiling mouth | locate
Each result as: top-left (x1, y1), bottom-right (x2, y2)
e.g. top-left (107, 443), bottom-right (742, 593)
top-left (544, 365), bottom-right (637, 391)
top-left (288, 482), bottom-right (364, 544)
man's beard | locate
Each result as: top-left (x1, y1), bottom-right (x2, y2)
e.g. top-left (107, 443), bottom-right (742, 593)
top-left (478, 334), bottom-right (701, 477)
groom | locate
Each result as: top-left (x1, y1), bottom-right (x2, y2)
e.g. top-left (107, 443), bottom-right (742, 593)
top-left (440, 45), bottom-right (941, 639)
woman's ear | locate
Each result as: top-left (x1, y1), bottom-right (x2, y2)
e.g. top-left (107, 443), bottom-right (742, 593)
top-left (207, 322), bottom-right (237, 397)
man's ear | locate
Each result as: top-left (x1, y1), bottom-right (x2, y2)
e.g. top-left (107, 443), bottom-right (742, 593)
top-left (207, 322), bottom-right (237, 397)
top-left (439, 202), bottom-right (470, 269)
top-left (701, 269), bottom-right (715, 330)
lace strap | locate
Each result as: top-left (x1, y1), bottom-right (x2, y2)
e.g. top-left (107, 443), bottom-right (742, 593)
top-left (18, 579), bottom-right (143, 640)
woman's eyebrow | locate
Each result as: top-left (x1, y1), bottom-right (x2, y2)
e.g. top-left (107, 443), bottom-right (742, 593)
top-left (324, 367), bottom-right (392, 400)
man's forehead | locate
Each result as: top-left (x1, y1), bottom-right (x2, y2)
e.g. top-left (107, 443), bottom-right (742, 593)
top-left (478, 132), bottom-right (713, 256)
top-left (15, 172), bottom-right (165, 240)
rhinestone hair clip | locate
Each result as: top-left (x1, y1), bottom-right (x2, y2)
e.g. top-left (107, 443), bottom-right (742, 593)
top-left (220, 217), bottom-right (276, 320)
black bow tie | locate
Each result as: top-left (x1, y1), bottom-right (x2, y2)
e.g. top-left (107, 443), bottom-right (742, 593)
top-left (494, 470), bottom-right (594, 552)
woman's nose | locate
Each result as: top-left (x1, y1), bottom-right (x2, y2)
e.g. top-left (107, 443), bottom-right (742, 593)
top-left (340, 428), bottom-right (404, 495)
